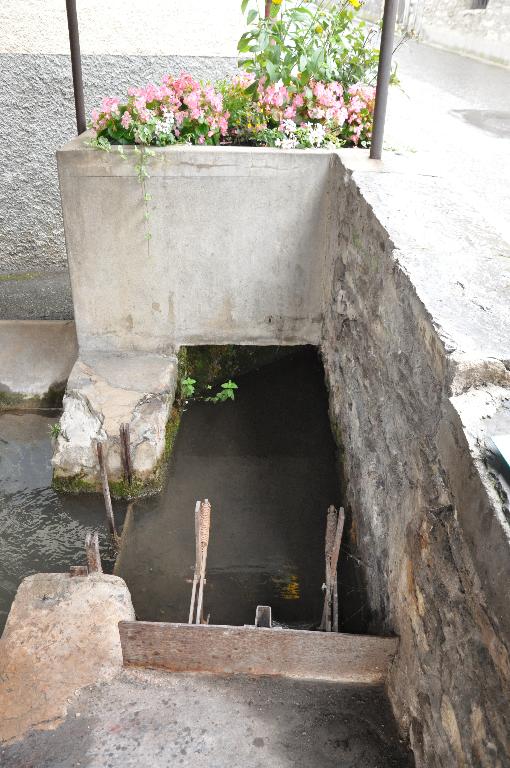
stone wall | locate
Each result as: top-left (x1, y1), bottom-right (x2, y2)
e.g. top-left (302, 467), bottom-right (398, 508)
top-left (362, 0), bottom-right (510, 65)
top-left (321, 152), bottom-right (510, 766)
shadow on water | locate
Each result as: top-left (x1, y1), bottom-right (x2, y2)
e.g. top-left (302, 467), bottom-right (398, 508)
top-left (117, 347), bottom-right (370, 632)
top-left (0, 411), bottom-right (123, 635)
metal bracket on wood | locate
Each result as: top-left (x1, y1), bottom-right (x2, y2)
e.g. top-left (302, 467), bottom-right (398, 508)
top-left (69, 565), bottom-right (88, 577)
top-left (255, 605), bottom-right (272, 628)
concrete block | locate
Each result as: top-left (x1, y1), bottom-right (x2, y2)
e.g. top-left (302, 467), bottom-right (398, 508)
top-left (0, 319), bottom-right (77, 407)
top-left (52, 351), bottom-right (178, 492)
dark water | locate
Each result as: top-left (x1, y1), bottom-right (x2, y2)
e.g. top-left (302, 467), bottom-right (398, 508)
top-left (117, 348), bottom-right (369, 631)
top-left (0, 411), bottom-right (122, 634)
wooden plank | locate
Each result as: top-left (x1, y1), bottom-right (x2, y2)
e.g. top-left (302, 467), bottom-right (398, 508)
top-left (118, 621), bottom-right (398, 684)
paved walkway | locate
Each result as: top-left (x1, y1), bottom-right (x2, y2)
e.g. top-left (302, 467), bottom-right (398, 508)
top-left (1, 670), bottom-right (414, 768)
top-left (387, 41), bottom-right (510, 246)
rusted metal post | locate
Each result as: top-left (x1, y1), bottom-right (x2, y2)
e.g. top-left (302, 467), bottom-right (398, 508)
top-left (65, 0), bottom-right (86, 135)
top-left (119, 423), bottom-right (133, 486)
top-left (369, 0), bottom-right (399, 160)
top-left (265, 0), bottom-right (271, 17)
top-left (96, 441), bottom-right (117, 539)
top-left (85, 531), bottom-right (103, 573)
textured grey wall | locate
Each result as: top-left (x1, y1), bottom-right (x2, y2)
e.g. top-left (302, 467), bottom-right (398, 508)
top-left (0, 54), bottom-right (237, 275)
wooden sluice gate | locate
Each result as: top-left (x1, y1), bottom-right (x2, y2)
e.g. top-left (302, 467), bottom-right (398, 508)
top-left (117, 499), bottom-right (399, 684)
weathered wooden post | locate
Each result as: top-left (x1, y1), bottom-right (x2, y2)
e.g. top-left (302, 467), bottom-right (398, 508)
top-left (196, 499), bottom-right (211, 625)
top-left (320, 506), bottom-right (345, 632)
top-left (188, 500), bottom-right (202, 624)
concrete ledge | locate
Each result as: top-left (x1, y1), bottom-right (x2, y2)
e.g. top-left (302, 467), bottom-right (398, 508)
top-left (0, 572), bottom-right (135, 745)
top-left (0, 319), bottom-right (77, 407)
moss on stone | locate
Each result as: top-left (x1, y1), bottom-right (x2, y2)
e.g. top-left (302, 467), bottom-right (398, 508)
top-left (52, 473), bottom-right (98, 495)
top-left (101, 407), bottom-right (182, 500)
top-left (164, 406), bottom-right (181, 460)
top-left (180, 344), bottom-right (294, 397)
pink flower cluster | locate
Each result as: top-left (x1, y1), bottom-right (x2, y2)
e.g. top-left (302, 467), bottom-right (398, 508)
top-left (254, 77), bottom-right (358, 131)
top-left (344, 83), bottom-right (376, 145)
top-left (90, 73), bottom-right (230, 145)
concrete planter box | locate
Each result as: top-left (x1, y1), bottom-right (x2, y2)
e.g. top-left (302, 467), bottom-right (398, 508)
top-left (53, 138), bottom-right (339, 493)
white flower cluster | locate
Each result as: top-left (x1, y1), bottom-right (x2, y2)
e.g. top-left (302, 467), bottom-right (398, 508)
top-left (275, 119), bottom-right (327, 149)
top-left (303, 122), bottom-right (326, 147)
top-left (155, 108), bottom-right (175, 136)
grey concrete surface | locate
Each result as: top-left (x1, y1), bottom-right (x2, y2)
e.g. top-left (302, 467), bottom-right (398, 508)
top-left (387, 40), bottom-right (510, 246)
top-left (0, 319), bottom-right (77, 400)
top-left (0, 670), bottom-right (414, 767)
top-left (57, 142), bottom-right (332, 353)
top-left (0, 272), bottom-right (72, 320)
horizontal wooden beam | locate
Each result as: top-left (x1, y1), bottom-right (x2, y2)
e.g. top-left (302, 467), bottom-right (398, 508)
top-left (119, 621), bottom-right (398, 684)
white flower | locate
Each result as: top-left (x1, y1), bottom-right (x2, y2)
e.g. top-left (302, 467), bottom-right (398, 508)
top-left (155, 108), bottom-right (175, 136)
top-left (303, 121), bottom-right (326, 147)
top-left (282, 119), bottom-right (297, 135)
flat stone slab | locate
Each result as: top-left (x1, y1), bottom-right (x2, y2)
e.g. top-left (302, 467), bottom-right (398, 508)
top-left (0, 272), bottom-right (73, 321)
top-left (0, 669), bottom-right (414, 767)
top-left (0, 573), bottom-right (135, 745)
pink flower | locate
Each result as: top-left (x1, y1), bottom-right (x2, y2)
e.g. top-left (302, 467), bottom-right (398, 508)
top-left (121, 111), bottom-right (132, 129)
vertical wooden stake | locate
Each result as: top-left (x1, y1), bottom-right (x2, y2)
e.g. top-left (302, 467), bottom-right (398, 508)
top-left (96, 441), bottom-right (117, 540)
top-left (188, 500), bottom-right (201, 624)
top-left (196, 499), bottom-right (211, 625)
top-left (320, 506), bottom-right (345, 632)
top-left (119, 423), bottom-right (133, 486)
top-left (85, 530), bottom-right (103, 573)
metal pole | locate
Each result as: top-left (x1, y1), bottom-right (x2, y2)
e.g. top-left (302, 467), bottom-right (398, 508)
top-left (369, 0), bottom-right (399, 160)
top-left (65, 0), bottom-right (86, 135)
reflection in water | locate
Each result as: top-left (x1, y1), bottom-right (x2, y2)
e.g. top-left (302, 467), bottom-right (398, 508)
top-left (0, 412), bottom-right (122, 634)
top-left (117, 348), bottom-right (369, 631)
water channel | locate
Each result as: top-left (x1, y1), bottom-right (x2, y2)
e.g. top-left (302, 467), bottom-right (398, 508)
top-left (0, 347), bottom-right (369, 635)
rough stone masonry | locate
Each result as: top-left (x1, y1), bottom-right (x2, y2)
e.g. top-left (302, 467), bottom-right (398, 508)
top-left (322, 151), bottom-right (510, 767)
